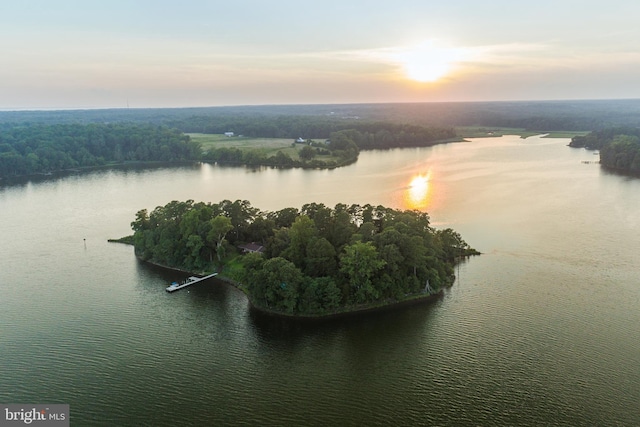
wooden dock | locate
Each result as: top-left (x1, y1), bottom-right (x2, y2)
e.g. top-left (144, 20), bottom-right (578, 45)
top-left (166, 273), bottom-right (218, 292)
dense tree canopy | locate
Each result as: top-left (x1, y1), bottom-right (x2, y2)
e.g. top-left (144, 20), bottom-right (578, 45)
top-left (0, 123), bottom-right (200, 178)
top-left (129, 199), bottom-right (479, 317)
top-left (569, 127), bottom-right (640, 150)
top-left (600, 135), bottom-right (640, 173)
top-left (570, 127), bottom-right (640, 174)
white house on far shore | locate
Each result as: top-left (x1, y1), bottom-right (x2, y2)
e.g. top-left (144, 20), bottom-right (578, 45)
top-left (224, 132), bottom-right (234, 137)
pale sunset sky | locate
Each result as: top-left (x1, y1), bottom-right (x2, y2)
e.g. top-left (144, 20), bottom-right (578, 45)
top-left (1, 0), bottom-right (639, 109)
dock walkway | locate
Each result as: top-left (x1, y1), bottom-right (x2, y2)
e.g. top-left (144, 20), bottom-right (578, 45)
top-left (166, 273), bottom-right (218, 292)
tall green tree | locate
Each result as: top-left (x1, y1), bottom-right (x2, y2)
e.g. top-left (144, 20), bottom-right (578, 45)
top-left (257, 257), bottom-right (303, 314)
top-left (299, 145), bottom-right (316, 161)
top-left (281, 215), bottom-right (318, 269)
top-left (339, 241), bottom-right (386, 304)
top-left (305, 237), bottom-right (337, 277)
top-left (208, 215), bottom-right (233, 262)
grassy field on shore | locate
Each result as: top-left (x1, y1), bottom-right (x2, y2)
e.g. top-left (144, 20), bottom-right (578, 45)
top-left (188, 133), bottom-right (345, 163)
top-left (188, 133), bottom-right (307, 161)
top-left (189, 133), bottom-right (297, 151)
top-left (188, 133), bottom-right (298, 150)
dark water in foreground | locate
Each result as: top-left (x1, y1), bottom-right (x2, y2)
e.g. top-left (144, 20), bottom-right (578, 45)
top-left (1, 135), bottom-right (639, 426)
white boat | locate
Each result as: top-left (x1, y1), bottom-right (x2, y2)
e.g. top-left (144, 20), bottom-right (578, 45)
top-left (165, 273), bottom-right (218, 292)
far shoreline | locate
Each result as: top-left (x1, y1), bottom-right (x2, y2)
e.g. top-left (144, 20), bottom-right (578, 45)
top-left (1, 131), bottom-right (582, 182)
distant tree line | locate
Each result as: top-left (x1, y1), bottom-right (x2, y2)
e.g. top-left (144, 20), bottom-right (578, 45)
top-left (327, 124), bottom-right (455, 150)
top-left (0, 123), bottom-right (201, 178)
top-left (570, 127), bottom-right (640, 174)
top-left (130, 199), bottom-right (478, 316)
top-left (4, 100), bottom-right (640, 130)
top-left (168, 115), bottom-right (457, 147)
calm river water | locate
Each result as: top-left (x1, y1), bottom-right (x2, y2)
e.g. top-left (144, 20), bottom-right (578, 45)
top-left (1, 135), bottom-right (639, 426)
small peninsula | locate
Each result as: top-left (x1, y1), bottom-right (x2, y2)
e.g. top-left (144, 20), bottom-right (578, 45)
top-left (126, 199), bottom-right (479, 317)
top-left (570, 127), bottom-right (640, 174)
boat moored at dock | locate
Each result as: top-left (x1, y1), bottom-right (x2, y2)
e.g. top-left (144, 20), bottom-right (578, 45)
top-left (166, 273), bottom-right (218, 292)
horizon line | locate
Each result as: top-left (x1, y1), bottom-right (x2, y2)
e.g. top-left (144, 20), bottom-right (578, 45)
top-left (1, 97), bottom-right (640, 113)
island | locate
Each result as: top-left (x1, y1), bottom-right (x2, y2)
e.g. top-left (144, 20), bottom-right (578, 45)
top-left (125, 199), bottom-right (479, 318)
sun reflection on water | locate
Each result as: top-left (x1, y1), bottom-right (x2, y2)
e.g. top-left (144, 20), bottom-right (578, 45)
top-left (405, 171), bottom-right (432, 210)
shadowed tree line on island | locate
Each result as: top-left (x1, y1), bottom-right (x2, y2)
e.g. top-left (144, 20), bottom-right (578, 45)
top-left (570, 127), bottom-right (640, 174)
top-left (129, 199), bottom-right (479, 317)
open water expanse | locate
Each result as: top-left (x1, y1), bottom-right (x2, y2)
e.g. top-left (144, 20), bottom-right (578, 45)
top-left (1, 135), bottom-right (639, 426)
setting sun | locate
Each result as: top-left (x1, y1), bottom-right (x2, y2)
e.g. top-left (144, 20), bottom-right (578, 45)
top-left (397, 41), bottom-right (467, 83)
